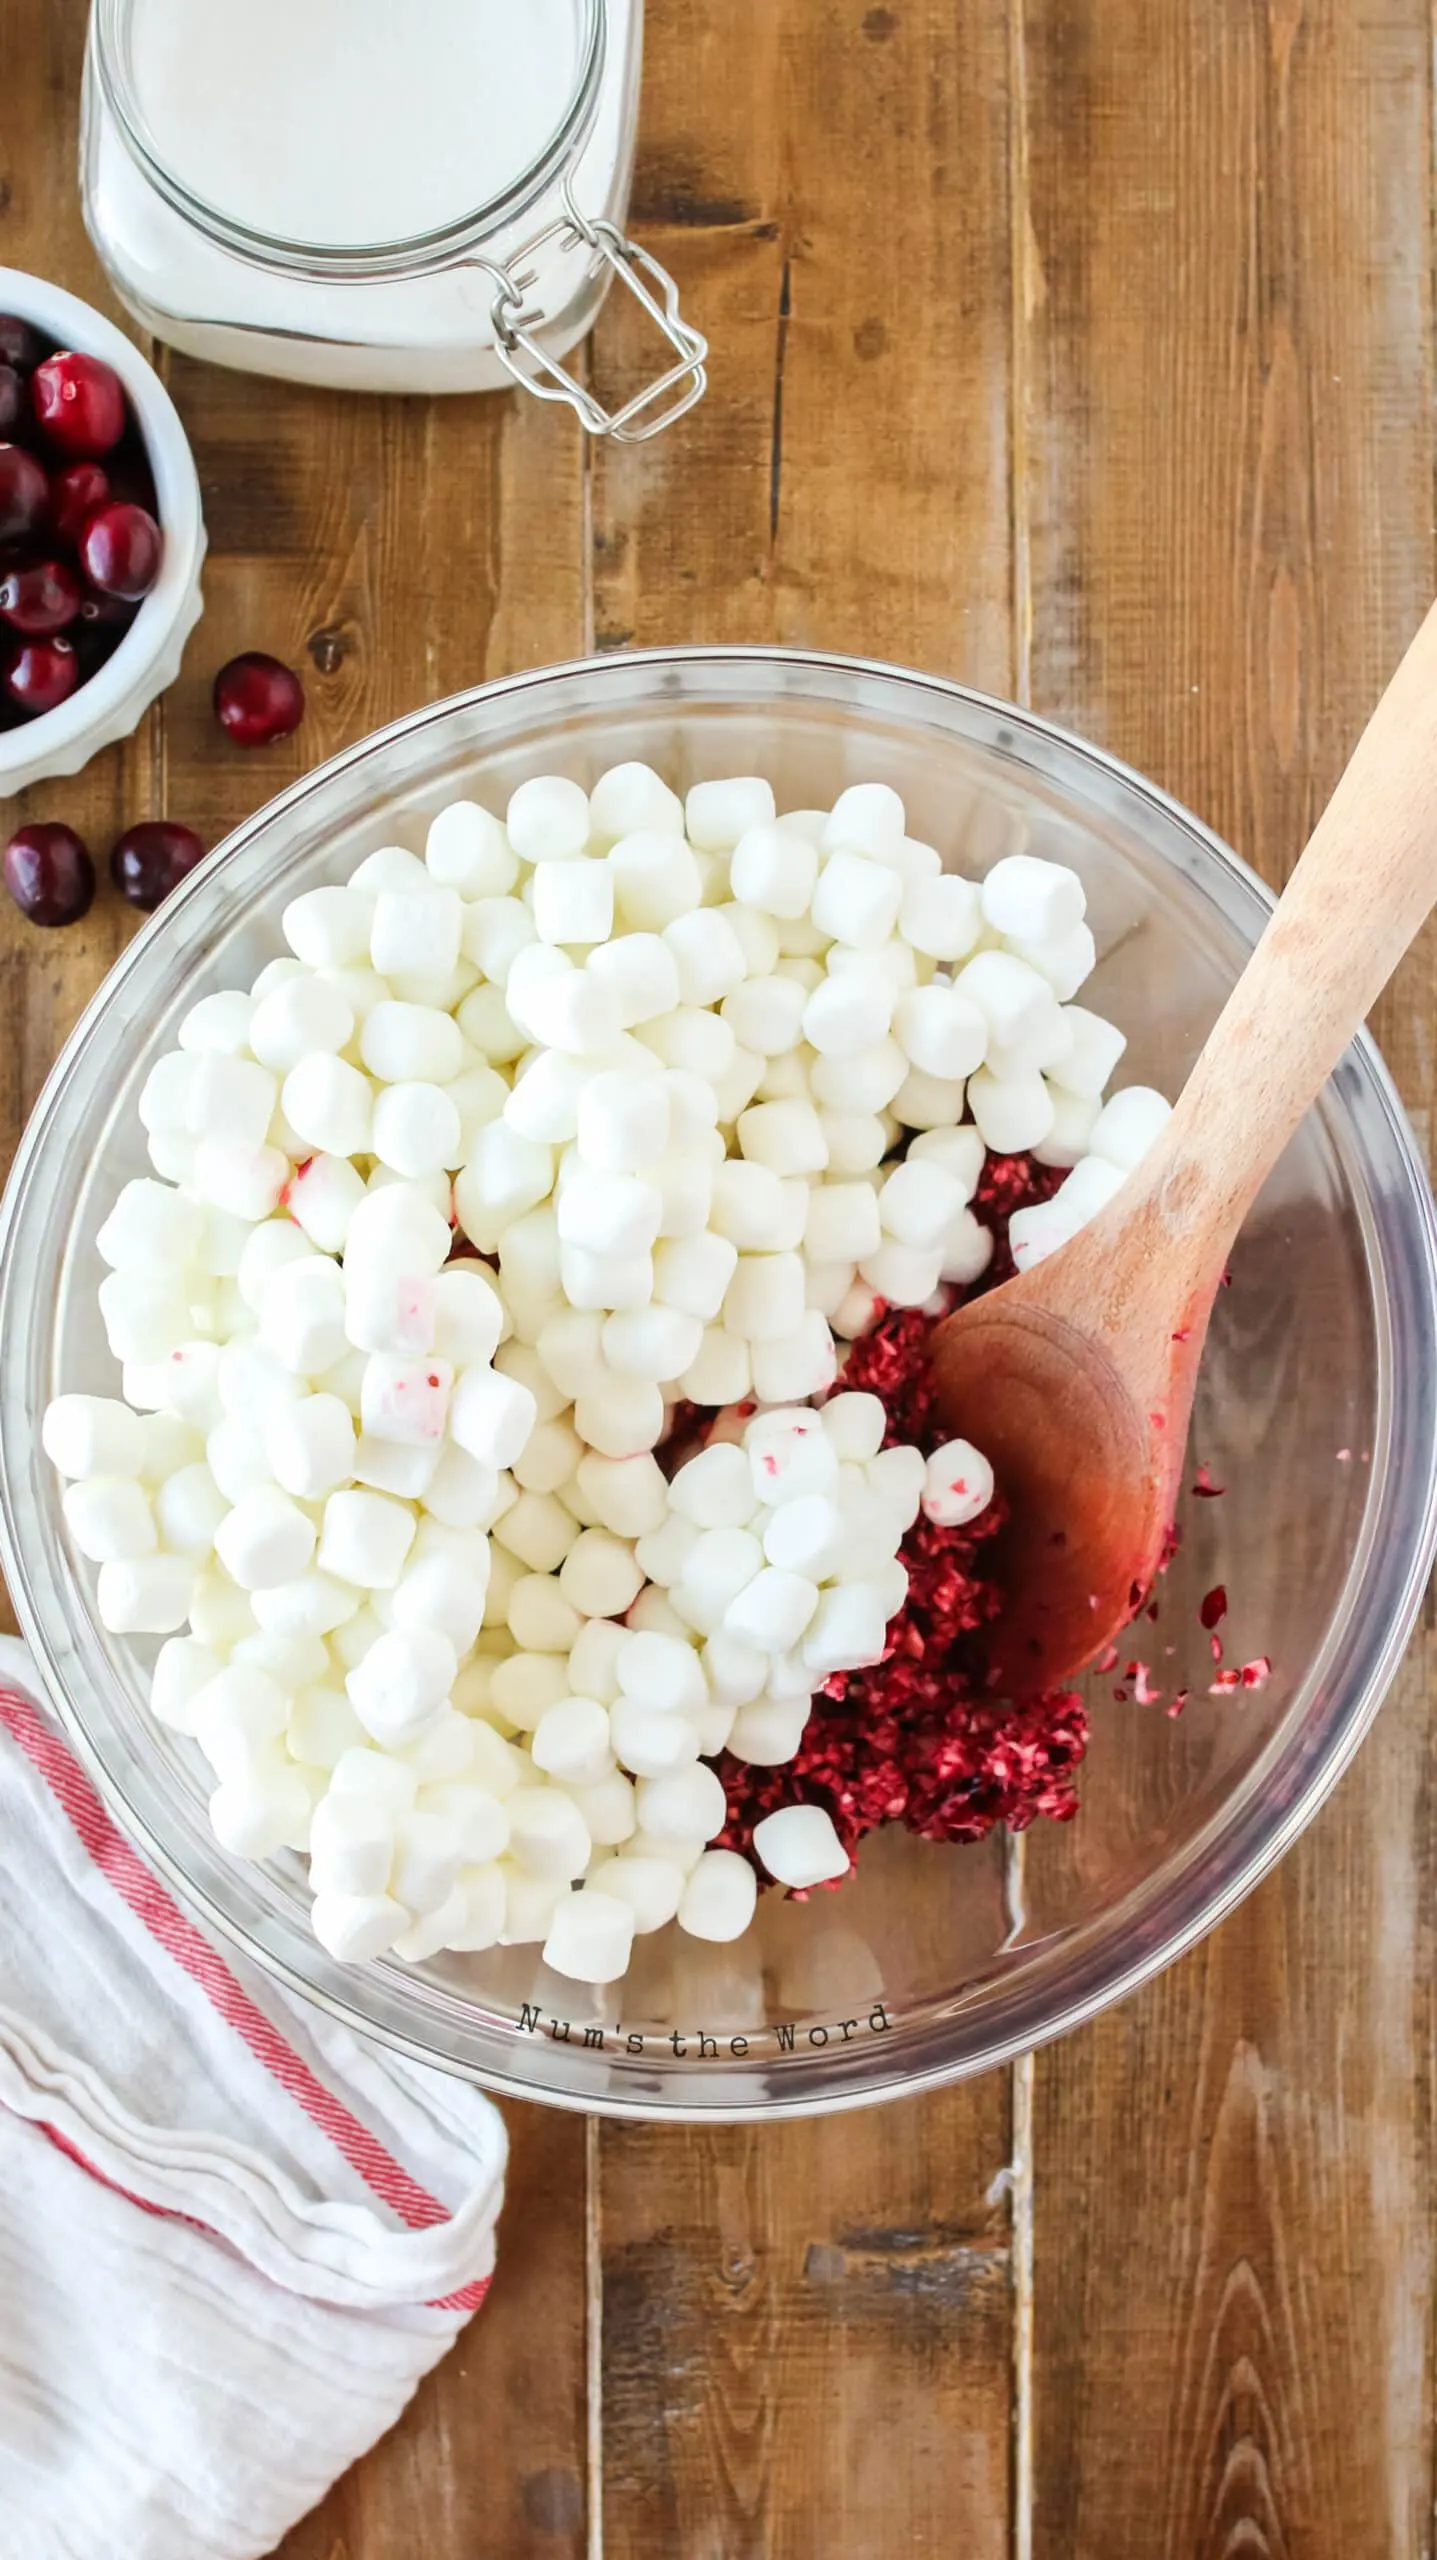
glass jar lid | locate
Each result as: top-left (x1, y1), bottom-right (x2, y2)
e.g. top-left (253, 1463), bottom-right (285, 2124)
top-left (93, 0), bottom-right (605, 277)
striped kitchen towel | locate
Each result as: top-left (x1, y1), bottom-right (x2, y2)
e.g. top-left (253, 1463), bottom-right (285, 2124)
top-left (0, 1639), bottom-right (506, 2560)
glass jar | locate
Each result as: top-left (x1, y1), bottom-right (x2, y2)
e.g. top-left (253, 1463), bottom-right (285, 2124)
top-left (80, 0), bottom-right (706, 437)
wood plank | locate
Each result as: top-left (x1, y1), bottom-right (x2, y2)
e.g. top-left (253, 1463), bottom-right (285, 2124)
top-left (1019, 3), bottom-right (1437, 2550)
top-left (590, 6), bottom-right (1020, 2553)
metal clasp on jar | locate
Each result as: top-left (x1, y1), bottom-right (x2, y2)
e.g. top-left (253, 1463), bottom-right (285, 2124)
top-left (471, 182), bottom-right (707, 442)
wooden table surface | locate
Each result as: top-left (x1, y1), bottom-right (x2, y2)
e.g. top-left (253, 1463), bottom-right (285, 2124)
top-left (3, 3), bottom-right (1435, 2552)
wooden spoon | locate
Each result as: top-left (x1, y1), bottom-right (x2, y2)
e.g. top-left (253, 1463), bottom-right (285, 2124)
top-left (930, 597), bottom-right (1437, 1696)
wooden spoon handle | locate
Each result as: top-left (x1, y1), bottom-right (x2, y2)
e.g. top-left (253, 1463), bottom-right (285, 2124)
top-left (1155, 596), bottom-right (1437, 1240)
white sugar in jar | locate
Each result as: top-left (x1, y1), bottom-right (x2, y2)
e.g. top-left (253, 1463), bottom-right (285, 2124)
top-left (80, 0), bottom-right (706, 436)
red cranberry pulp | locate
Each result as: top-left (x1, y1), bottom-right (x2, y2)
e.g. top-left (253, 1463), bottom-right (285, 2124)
top-left (213, 651), bottom-right (305, 748)
top-left (0, 323), bottom-right (162, 724)
top-left (110, 821), bottom-right (206, 911)
top-left (3, 637), bottom-right (79, 716)
top-left (2, 822), bottom-right (95, 927)
top-left (30, 352), bottom-right (127, 460)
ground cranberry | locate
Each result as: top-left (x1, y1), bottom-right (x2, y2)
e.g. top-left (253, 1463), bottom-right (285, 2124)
top-left (0, 315), bottom-right (45, 374)
top-left (3, 822), bottom-right (95, 926)
top-left (0, 444), bottom-right (48, 541)
top-left (3, 636), bottom-right (79, 716)
top-left (110, 820), bottom-right (206, 910)
top-left (0, 557), bottom-right (82, 636)
top-left (0, 366), bottom-right (22, 436)
top-left (78, 500), bottom-right (162, 602)
top-left (213, 650), bottom-right (305, 748)
top-left (31, 351), bottom-right (128, 459)
top-left (48, 460), bottom-right (110, 545)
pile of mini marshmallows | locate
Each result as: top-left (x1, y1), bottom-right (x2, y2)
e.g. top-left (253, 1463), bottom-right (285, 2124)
top-left (41, 762), bottom-right (1171, 1986)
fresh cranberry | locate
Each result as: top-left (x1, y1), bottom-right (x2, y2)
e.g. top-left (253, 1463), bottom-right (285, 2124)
top-left (0, 316), bottom-right (44, 374)
top-left (110, 820), bottom-right (206, 910)
top-left (3, 822), bottom-right (95, 926)
top-left (31, 351), bottom-right (127, 459)
top-left (48, 460), bottom-right (110, 545)
top-left (213, 650), bottom-right (305, 748)
top-left (0, 367), bottom-right (22, 436)
top-left (0, 444), bottom-right (48, 541)
top-left (0, 557), bottom-right (82, 636)
top-left (79, 500), bottom-right (162, 602)
top-left (3, 636), bottom-right (79, 716)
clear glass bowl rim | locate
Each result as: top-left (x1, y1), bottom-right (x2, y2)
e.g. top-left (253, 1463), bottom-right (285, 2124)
top-left (2, 643), bottom-right (1434, 2123)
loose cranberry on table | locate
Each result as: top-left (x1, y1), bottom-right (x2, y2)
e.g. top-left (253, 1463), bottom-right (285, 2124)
top-left (3, 636), bottom-right (78, 716)
top-left (110, 820), bottom-right (206, 911)
top-left (79, 500), bottom-right (162, 602)
top-left (0, 443), bottom-right (48, 542)
top-left (0, 556), bottom-right (82, 636)
top-left (2, 822), bottom-right (95, 927)
top-left (48, 460), bottom-right (109, 545)
top-left (30, 351), bottom-right (127, 460)
top-left (213, 651), bottom-right (305, 747)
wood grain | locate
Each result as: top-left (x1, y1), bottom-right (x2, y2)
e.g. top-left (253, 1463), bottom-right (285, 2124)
top-left (1019, 3), bottom-right (1437, 2551)
top-left (591, 7), bottom-right (1020, 2554)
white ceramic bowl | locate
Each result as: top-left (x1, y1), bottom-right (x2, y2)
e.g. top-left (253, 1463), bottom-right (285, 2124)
top-left (0, 267), bottom-right (205, 797)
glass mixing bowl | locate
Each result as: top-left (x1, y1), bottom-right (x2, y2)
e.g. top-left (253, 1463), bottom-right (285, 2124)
top-left (3, 648), bottom-right (1434, 2121)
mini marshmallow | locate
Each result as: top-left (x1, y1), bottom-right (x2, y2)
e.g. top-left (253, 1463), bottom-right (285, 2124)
top-left (608, 1698), bottom-right (702, 1777)
top-left (43, 1395), bottom-right (145, 1481)
top-left (749, 1312), bottom-right (838, 1405)
top-left (679, 1327), bottom-right (752, 1407)
top-left (807, 1037), bottom-right (908, 1115)
top-left (361, 1354), bottom-right (453, 1446)
top-left (810, 851), bottom-right (904, 952)
top-left (178, 989), bottom-right (255, 1054)
top-left (493, 1489), bottom-right (579, 1575)
top-left (462, 895), bottom-right (536, 984)
top-left (639, 1005), bottom-right (736, 1085)
top-left (1033, 1087), bottom-right (1102, 1169)
top-left (609, 831), bottom-right (703, 932)
top-left (728, 821), bottom-right (818, 920)
top-left (506, 1785), bottom-right (592, 1882)
top-left (802, 969), bottom-right (894, 1058)
top-left (802, 1580), bottom-right (891, 1675)
top-left (820, 1391), bottom-right (886, 1461)
top-left (745, 1408), bottom-right (839, 1504)
top-left (558, 1244), bottom-right (654, 1313)
top-left (922, 1437), bottom-right (995, 1528)
top-left (317, 1489), bottom-right (416, 1589)
top-left (635, 1513), bottom-right (700, 1589)
top-left (309, 1789), bottom-right (396, 1898)
top-left (531, 1697), bottom-right (614, 1786)
top-left (586, 931), bottom-right (683, 1028)
top-left (96, 1555), bottom-right (195, 1635)
top-left (817, 1110), bottom-right (890, 1174)
top-left (685, 776), bottom-right (775, 851)
top-left (214, 1486), bottom-right (316, 1590)
top-left (153, 1462), bottom-right (229, 1556)
top-left (636, 1762), bottom-right (728, 1844)
top-left (343, 1268), bottom-right (439, 1361)
top-left (752, 1803), bottom-right (850, 1888)
top-left (453, 1125), bottom-right (554, 1252)
top-left (878, 1157), bottom-right (965, 1249)
top-left (358, 1000), bottom-right (463, 1085)
top-left (760, 1491), bottom-right (845, 1581)
top-left (507, 775), bottom-right (590, 863)
top-left (63, 1477), bottom-right (156, 1564)
top-left (542, 1888), bottom-right (636, 1985)
top-left (723, 1252), bottom-right (806, 1342)
top-left (512, 1415), bottom-right (585, 1495)
top-left (431, 1268), bottom-right (504, 1369)
top-left (425, 799), bottom-right (516, 896)
top-left (576, 1067), bottom-right (670, 1171)
top-left (601, 1305), bottom-right (703, 1382)
top-left (709, 1160), bottom-right (794, 1253)
top-left (892, 984), bottom-right (988, 1080)
top-left (96, 1179), bottom-right (204, 1273)
top-left (662, 908), bottom-right (747, 1007)
top-left (677, 1849), bottom-right (757, 1943)
top-left (980, 851), bottom-right (1086, 943)
top-left (151, 1636), bottom-right (224, 1733)
top-left (573, 1375), bottom-right (665, 1459)
top-left (940, 1208), bottom-right (994, 1285)
top-left (723, 1565), bottom-right (819, 1653)
top-left (592, 1855), bottom-right (684, 1932)
top-left (509, 1571), bottom-right (583, 1652)
top-left (506, 947), bottom-right (620, 1056)
top-left (347, 1626), bottom-right (458, 1746)
top-left (803, 1180), bottom-right (882, 1263)
top-left (391, 1544), bottom-right (490, 1652)
top-left (556, 1169), bottom-right (663, 1258)
top-left (727, 1696), bottom-right (810, 1765)
top-left (310, 1892), bottom-right (407, 1962)
top-left (250, 1572), bottom-right (358, 1637)
top-left (345, 1181), bottom-right (453, 1281)
top-left (532, 855), bottom-right (614, 947)
top-left (97, 1272), bottom-right (193, 1365)
top-left (700, 1629), bottom-right (768, 1707)
top-left (370, 1082), bottom-right (462, 1179)
top-left (967, 1066), bottom-right (1055, 1154)
top-left (894, 872), bottom-right (982, 964)
top-left (286, 1156), bottom-right (367, 1254)
top-left (1087, 1084), bottom-right (1173, 1170)
top-left (1010, 920), bottom-right (1097, 1002)
top-left (183, 1052), bottom-right (278, 1152)
top-left (735, 1100), bottom-right (828, 1177)
top-left (281, 1054), bottom-right (373, 1158)
top-left (822, 782), bottom-right (905, 859)
top-left (456, 982), bottom-right (524, 1066)
top-left (588, 761), bottom-right (684, 846)
top-left (369, 884), bottom-right (461, 981)
top-left (1048, 1004), bottom-right (1127, 1100)
top-left (722, 975), bottom-right (809, 1056)
top-left (261, 1255), bottom-right (349, 1375)
top-left (447, 1364), bottom-right (538, 1470)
